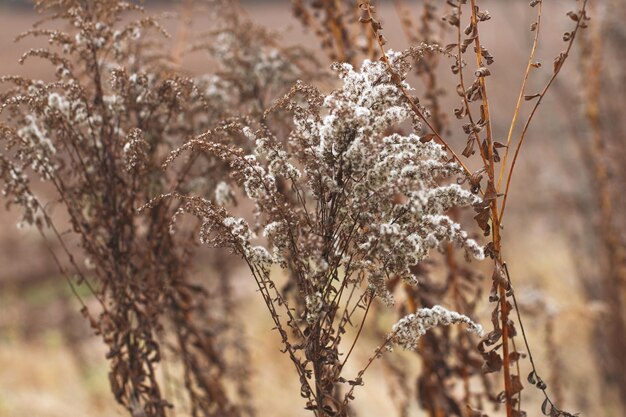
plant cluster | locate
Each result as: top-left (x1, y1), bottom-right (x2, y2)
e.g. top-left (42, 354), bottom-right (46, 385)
top-left (162, 48), bottom-right (485, 416)
top-left (0, 1), bottom-right (597, 417)
top-left (0, 1), bottom-right (306, 416)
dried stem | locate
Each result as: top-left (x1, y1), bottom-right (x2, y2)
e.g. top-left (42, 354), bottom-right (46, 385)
top-left (499, 0), bottom-right (589, 223)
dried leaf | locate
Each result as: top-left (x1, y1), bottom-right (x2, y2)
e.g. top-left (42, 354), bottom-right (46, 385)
top-left (482, 349), bottom-right (503, 373)
top-left (468, 168), bottom-right (485, 193)
top-left (566, 11), bottom-right (579, 21)
top-left (420, 133), bottom-right (436, 143)
top-left (536, 377), bottom-right (547, 390)
top-left (492, 262), bottom-right (509, 290)
top-left (475, 67), bottom-right (491, 77)
top-left (466, 405), bottom-right (489, 417)
top-left (463, 138), bottom-right (475, 157)
top-left (554, 52), bottom-right (566, 73)
top-left (474, 207), bottom-right (491, 236)
top-left (480, 46), bottom-right (494, 65)
top-left (444, 43), bottom-right (458, 53)
top-left (511, 374), bottom-right (524, 395)
top-left (484, 180), bottom-right (498, 202)
top-left (454, 103), bottom-right (468, 119)
top-left (542, 398), bottom-right (554, 415)
top-left (477, 10), bottom-right (491, 21)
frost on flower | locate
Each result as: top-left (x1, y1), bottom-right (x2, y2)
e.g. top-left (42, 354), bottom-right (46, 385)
top-left (391, 305), bottom-right (484, 350)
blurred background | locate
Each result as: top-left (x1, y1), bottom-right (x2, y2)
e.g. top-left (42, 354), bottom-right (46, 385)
top-left (0, 1), bottom-right (624, 416)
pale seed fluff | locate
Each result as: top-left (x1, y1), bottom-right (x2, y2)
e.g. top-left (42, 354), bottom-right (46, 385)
top-left (391, 305), bottom-right (484, 350)
top-left (305, 292), bottom-right (324, 324)
top-left (214, 181), bottom-right (234, 206)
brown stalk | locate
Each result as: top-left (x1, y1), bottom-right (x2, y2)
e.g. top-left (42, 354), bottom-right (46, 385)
top-left (496, 0), bottom-right (543, 190)
top-left (465, 2), bottom-right (515, 415)
top-left (454, 2), bottom-right (488, 167)
top-left (468, 0), bottom-right (494, 179)
top-left (499, 0), bottom-right (589, 223)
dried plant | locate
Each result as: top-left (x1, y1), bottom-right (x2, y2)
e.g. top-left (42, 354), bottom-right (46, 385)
top-left (189, 0), bottom-right (319, 117)
top-left (0, 0), bottom-right (605, 416)
top-left (356, 0), bottom-right (589, 416)
top-left (0, 1), bottom-right (305, 416)
top-left (292, 0), bottom-right (365, 65)
top-left (164, 48), bottom-right (485, 417)
top-left (377, 2), bottom-right (497, 416)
